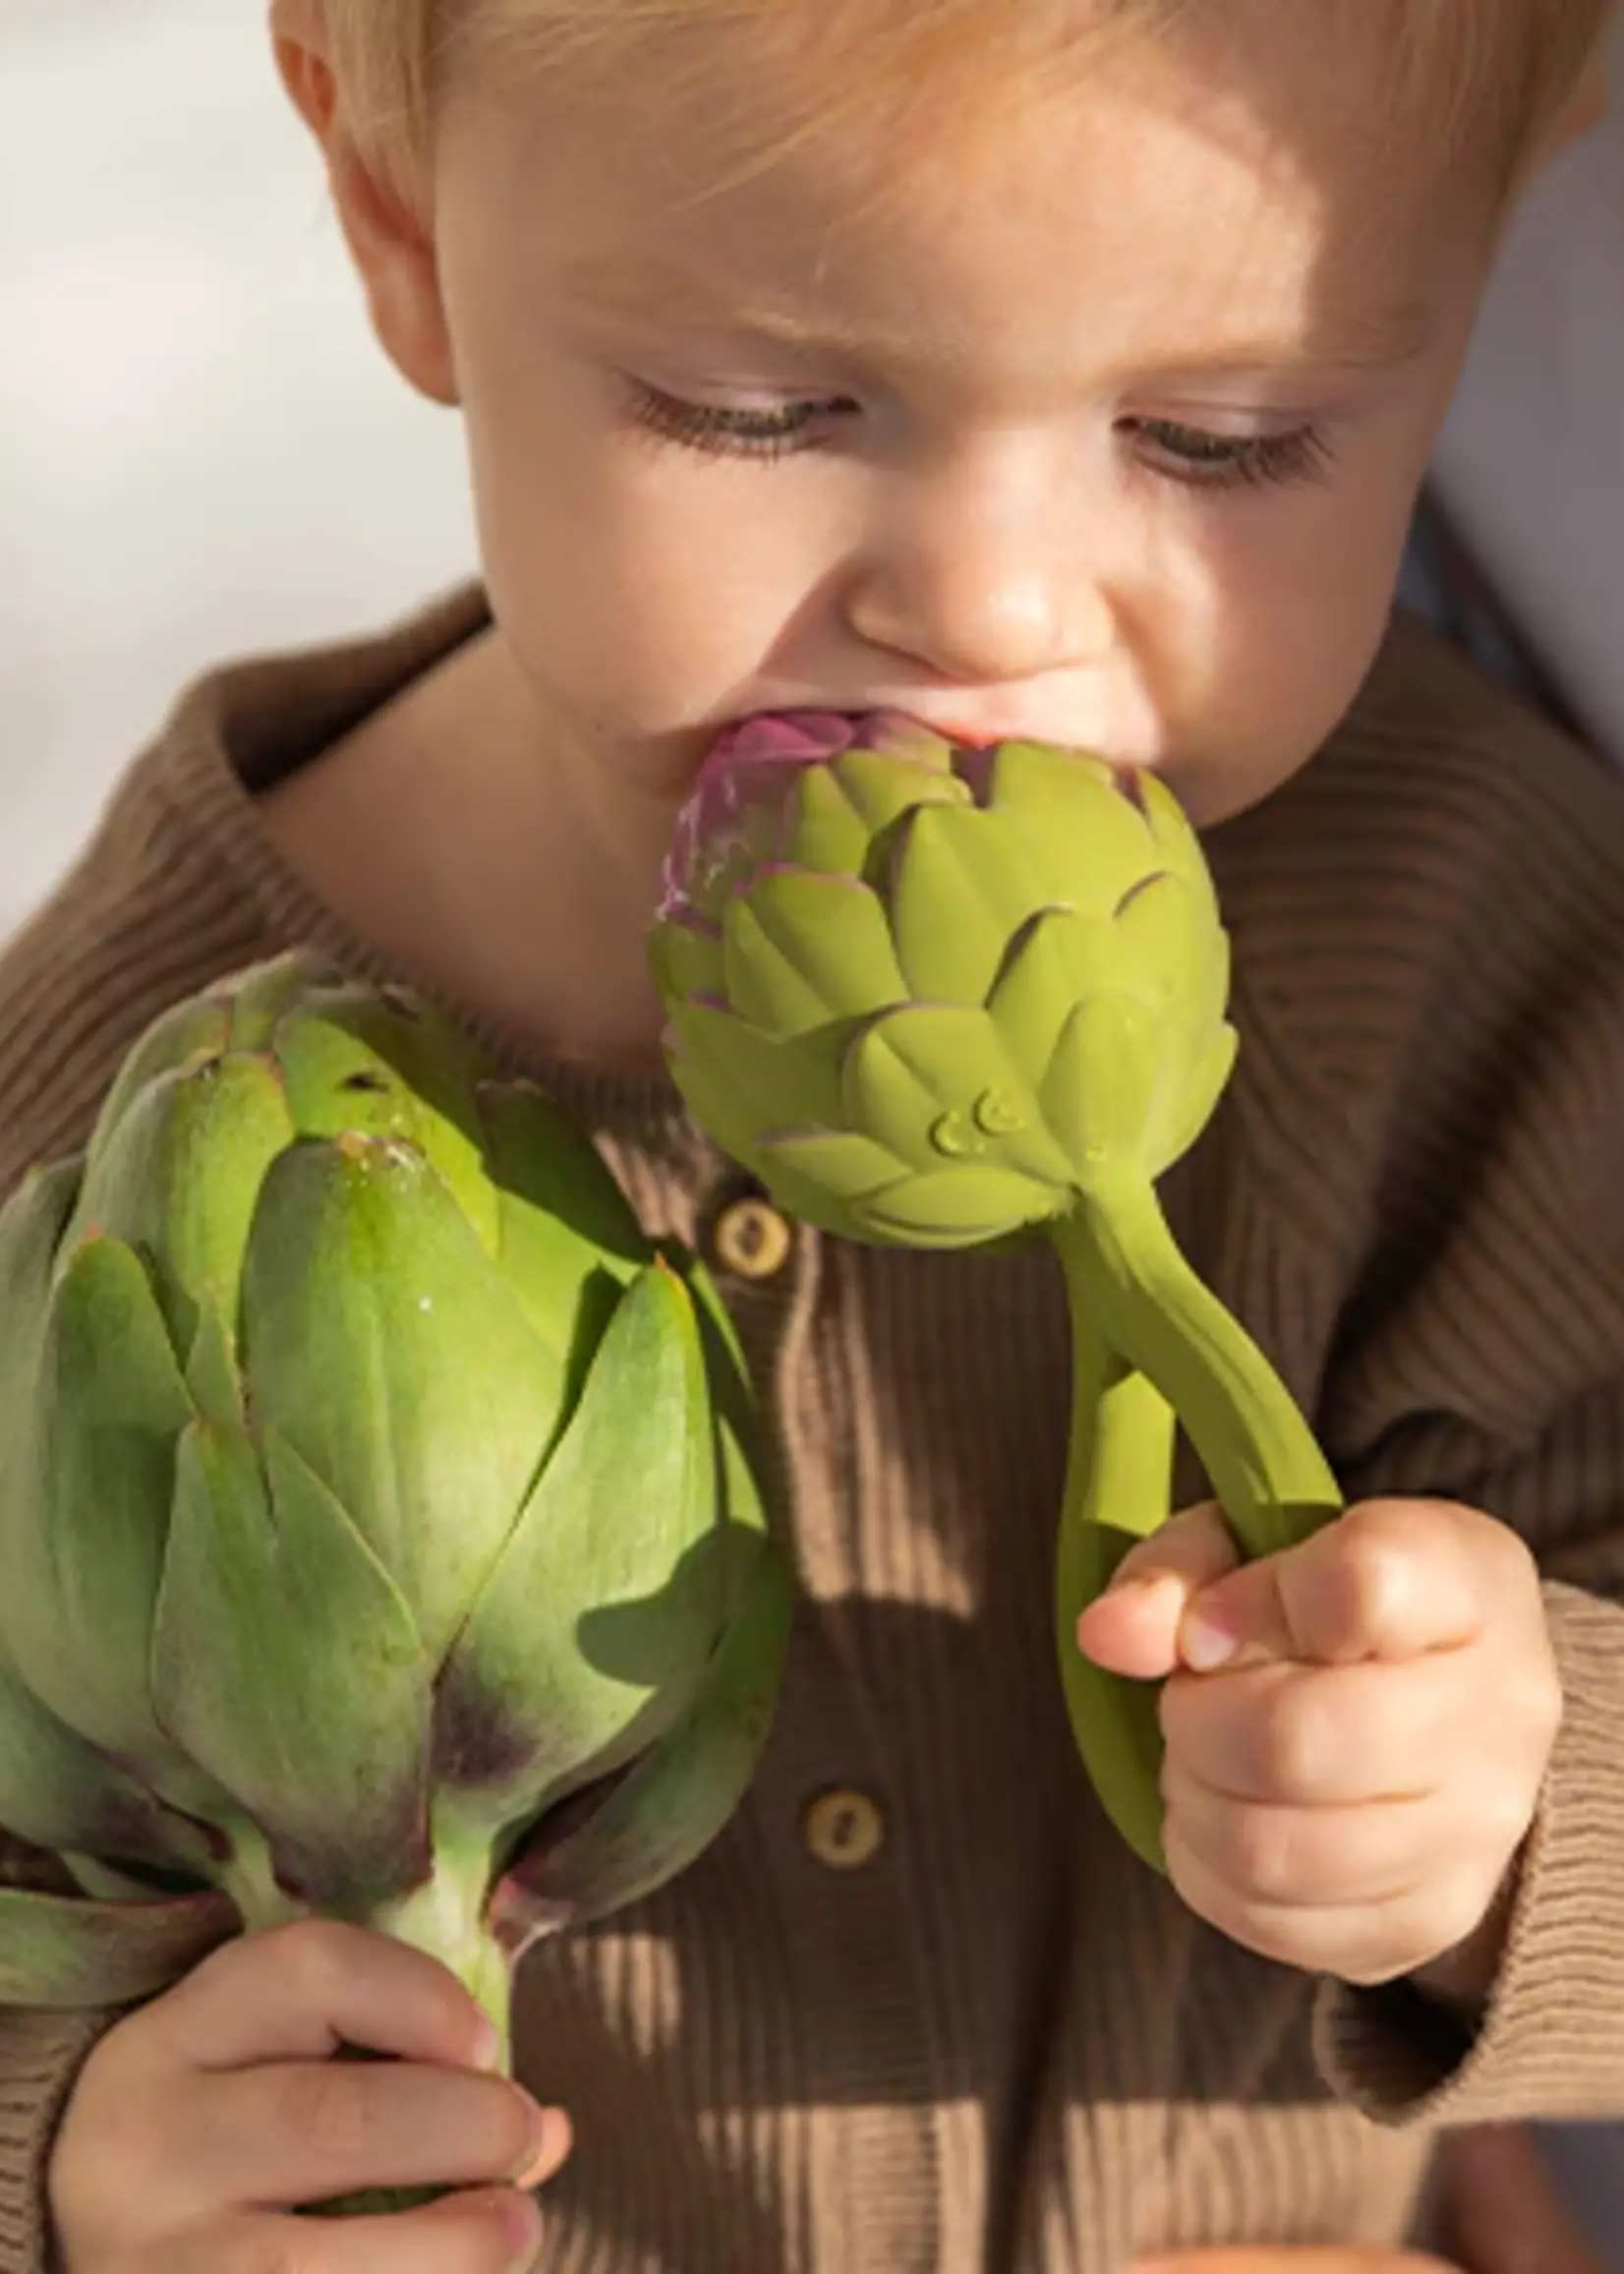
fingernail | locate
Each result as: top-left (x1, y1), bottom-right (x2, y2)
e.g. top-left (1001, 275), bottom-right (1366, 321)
top-left (498, 2187), bottom-right (543, 2267)
top-left (1180, 1609), bottom-right (1239, 1670)
top-left (1105, 1571), bottom-right (1176, 1608)
top-left (514, 2102), bottom-right (569, 2190)
top-left (471, 2013), bottom-right (503, 2071)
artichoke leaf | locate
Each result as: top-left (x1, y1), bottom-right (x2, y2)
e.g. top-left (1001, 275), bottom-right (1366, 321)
top-left (1040, 992), bottom-right (1164, 1183)
top-left (219, 948), bottom-right (347, 1050)
top-left (984, 908), bottom-right (1089, 1092)
top-left (1152, 1023), bottom-right (1239, 1175)
top-left (733, 868), bottom-right (908, 1026)
top-left (649, 914), bottom-right (726, 1010)
top-left (987, 743), bottom-right (1156, 907)
top-left (151, 1420), bottom-right (434, 1917)
top-left (270, 989), bottom-right (498, 1254)
top-left (81, 997), bottom-right (234, 1182)
top-left (755, 1129), bottom-right (911, 1204)
top-left (66, 1052), bottom-right (296, 1368)
top-left (855, 1165), bottom-right (1057, 1247)
top-left (435, 1261), bottom-right (726, 1831)
top-left (722, 891), bottom-right (851, 1038)
top-left (240, 1137), bottom-right (555, 1662)
top-left (842, 1004), bottom-right (1073, 1187)
top-left (786, 764), bottom-right (871, 877)
top-left (1110, 871), bottom-right (1207, 1007)
top-left (886, 802), bottom-right (1047, 1008)
top-left (831, 748), bottom-right (969, 839)
top-left (0, 1158), bottom-right (81, 1445)
top-left (492, 1530), bottom-right (791, 1953)
top-left (9, 1237), bottom-right (203, 1791)
top-left (0, 1646), bottom-right (213, 1880)
top-left (1139, 771), bottom-right (1223, 917)
top-left (481, 1078), bottom-right (649, 1286)
top-left (668, 1000), bottom-right (847, 1143)
top-left (0, 1884), bottom-right (236, 2008)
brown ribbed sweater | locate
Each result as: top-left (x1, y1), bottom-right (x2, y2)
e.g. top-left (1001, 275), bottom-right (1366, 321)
top-left (3, 593), bottom-right (1624, 2274)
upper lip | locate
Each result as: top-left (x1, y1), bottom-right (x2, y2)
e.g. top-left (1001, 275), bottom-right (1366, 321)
top-left (893, 709), bottom-right (1099, 751)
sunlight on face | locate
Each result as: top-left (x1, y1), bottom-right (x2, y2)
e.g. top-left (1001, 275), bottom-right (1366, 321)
top-left (428, 3), bottom-right (1498, 826)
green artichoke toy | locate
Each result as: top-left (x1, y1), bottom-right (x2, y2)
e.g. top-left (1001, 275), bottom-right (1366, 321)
top-left (653, 713), bottom-right (1343, 1872)
top-left (0, 952), bottom-right (790, 2090)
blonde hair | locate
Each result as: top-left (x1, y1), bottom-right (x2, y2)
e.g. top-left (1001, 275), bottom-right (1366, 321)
top-left (324, 0), bottom-right (1613, 206)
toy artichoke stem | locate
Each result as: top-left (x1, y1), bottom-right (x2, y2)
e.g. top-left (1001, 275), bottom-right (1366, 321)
top-left (1053, 1182), bottom-right (1345, 1564)
top-left (1054, 1330), bottom-right (1177, 1872)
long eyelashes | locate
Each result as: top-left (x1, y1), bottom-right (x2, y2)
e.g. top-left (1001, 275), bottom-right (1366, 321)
top-left (622, 380), bottom-right (834, 463)
top-left (1123, 417), bottom-right (1335, 492)
top-left (620, 379), bottom-right (1337, 495)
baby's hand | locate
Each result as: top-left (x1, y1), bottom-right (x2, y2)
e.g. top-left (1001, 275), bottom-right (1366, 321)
top-left (48, 1916), bottom-right (570, 2274)
top-left (1076, 1498), bottom-right (1561, 1990)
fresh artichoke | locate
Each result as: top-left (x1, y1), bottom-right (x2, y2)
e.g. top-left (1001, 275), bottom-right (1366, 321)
top-left (0, 952), bottom-right (790, 2085)
top-left (653, 713), bottom-right (1341, 1872)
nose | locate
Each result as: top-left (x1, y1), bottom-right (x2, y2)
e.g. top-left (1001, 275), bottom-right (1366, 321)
top-left (843, 442), bottom-right (1113, 688)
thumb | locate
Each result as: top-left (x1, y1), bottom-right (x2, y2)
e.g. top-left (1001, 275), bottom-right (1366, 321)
top-left (1075, 1503), bottom-right (1239, 1682)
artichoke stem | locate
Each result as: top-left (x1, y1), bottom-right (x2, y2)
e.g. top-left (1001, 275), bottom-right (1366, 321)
top-left (1054, 1182), bottom-right (1344, 1562)
top-left (371, 1834), bottom-right (512, 2073)
top-left (1050, 1288), bottom-right (1179, 1871)
top-left (216, 1819), bottom-right (308, 1938)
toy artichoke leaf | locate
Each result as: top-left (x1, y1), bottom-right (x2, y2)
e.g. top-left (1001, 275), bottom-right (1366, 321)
top-left (887, 801), bottom-right (1045, 1006)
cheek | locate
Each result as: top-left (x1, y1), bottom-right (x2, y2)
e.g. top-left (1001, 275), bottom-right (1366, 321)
top-left (1151, 477), bottom-right (1419, 823)
top-left (465, 404), bottom-right (827, 731)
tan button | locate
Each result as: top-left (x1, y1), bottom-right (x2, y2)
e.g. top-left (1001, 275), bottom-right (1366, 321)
top-left (710, 1195), bottom-right (793, 1282)
top-left (803, 1787), bottom-right (887, 1871)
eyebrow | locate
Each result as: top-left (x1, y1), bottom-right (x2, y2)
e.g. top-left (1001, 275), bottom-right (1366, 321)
top-left (560, 258), bottom-right (1437, 380)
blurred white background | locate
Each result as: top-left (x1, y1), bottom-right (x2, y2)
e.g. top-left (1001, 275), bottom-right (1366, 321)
top-left (0, 0), bottom-right (477, 941)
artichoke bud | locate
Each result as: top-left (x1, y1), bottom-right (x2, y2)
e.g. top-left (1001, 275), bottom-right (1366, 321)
top-left (654, 712), bottom-right (1239, 1243)
top-left (0, 954), bottom-right (788, 2063)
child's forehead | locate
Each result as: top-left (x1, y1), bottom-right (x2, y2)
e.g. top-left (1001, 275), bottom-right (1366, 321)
top-left (461, 3), bottom-right (1481, 321)
top-left (469, 0), bottom-right (1496, 233)
top-left (438, 9), bottom-right (1465, 402)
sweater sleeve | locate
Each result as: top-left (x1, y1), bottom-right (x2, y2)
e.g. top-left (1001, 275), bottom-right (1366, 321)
top-left (1297, 820), bottom-right (1624, 2127)
top-left (0, 1847), bottom-right (128, 2274)
top-left (0, 2011), bottom-right (111, 2274)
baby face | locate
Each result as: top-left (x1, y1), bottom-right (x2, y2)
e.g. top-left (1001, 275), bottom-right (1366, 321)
top-left (419, 2), bottom-right (1504, 826)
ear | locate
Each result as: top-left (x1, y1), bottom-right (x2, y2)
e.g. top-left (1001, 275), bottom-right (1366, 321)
top-left (269, 0), bottom-right (460, 407)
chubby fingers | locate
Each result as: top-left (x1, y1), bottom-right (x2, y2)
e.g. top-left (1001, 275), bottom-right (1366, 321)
top-left (1075, 1503), bottom-right (1240, 1679)
top-left (1078, 1499), bottom-right (1505, 1687)
top-left (1170, 1500), bottom-right (1499, 1673)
